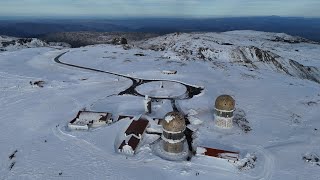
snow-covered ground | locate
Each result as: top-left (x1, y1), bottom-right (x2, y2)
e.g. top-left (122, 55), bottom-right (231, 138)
top-left (0, 31), bottom-right (319, 180)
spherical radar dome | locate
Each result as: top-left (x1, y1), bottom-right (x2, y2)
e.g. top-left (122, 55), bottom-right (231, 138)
top-left (162, 112), bottom-right (186, 132)
top-left (215, 95), bottom-right (235, 111)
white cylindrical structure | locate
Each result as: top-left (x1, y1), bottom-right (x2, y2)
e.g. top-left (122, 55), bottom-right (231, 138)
top-left (214, 95), bottom-right (235, 129)
top-left (144, 95), bottom-right (152, 114)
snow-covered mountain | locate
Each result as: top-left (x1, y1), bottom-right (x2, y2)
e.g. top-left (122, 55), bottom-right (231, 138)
top-left (0, 35), bottom-right (70, 51)
top-left (136, 31), bottom-right (320, 84)
top-left (0, 31), bottom-right (319, 180)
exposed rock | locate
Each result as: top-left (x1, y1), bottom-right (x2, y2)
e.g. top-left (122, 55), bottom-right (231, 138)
top-left (0, 37), bottom-right (49, 50)
top-left (221, 42), bottom-right (233, 45)
top-left (197, 47), bottom-right (207, 59)
top-left (17, 38), bottom-right (33, 44)
top-left (236, 153), bottom-right (257, 170)
top-left (134, 53), bottom-right (145, 56)
top-left (290, 113), bottom-right (302, 125)
top-left (304, 101), bottom-right (318, 106)
top-left (149, 44), bottom-right (165, 51)
top-left (303, 153), bottom-right (320, 166)
top-left (233, 109), bottom-right (252, 133)
top-left (122, 44), bottom-right (132, 50)
top-left (233, 46), bottom-right (290, 74)
top-left (112, 37), bottom-right (127, 45)
top-left (42, 32), bottom-right (159, 48)
top-left (289, 60), bottom-right (320, 84)
top-left (30, 80), bottom-right (46, 88)
top-left (1, 40), bottom-right (16, 47)
top-left (270, 36), bottom-right (311, 44)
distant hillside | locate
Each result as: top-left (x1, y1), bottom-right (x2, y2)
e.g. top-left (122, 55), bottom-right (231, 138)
top-left (0, 21), bottom-right (130, 38)
top-left (41, 32), bottom-right (160, 48)
top-left (0, 17), bottom-right (320, 42)
top-left (136, 31), bottom-right (320, 84)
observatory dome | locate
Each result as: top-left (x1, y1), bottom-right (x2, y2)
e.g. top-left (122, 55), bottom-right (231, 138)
top-left (215, 95), bottom-right (235, 111)
top-left (162, 112), bottom-right (186, 132)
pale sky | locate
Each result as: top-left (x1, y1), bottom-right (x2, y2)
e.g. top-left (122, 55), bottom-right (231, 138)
top-left (0, 0), bottom-right (319, 18)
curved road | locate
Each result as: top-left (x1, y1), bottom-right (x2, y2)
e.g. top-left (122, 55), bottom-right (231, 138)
top-left (54, 51), bottom-right (203, 100)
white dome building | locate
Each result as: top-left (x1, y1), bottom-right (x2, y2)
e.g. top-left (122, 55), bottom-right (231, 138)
top-left (214, 95), bottom-right (235, 129)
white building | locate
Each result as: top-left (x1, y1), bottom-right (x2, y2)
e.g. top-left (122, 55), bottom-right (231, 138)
top-left (68, 111), bottom-right (113, 130)
top-left (214, 95), bottom-right (235, 129)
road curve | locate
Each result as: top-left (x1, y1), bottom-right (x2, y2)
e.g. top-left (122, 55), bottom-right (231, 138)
top-left (54, 51), bottom-right (204, 100)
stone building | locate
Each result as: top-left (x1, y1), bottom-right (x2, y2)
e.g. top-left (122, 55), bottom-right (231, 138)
top-left (214, 95), bottom-right (235, 129)
top-left (161, 112), bottom-right (186, 153)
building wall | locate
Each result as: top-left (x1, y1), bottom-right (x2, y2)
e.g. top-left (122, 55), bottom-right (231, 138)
top-left (215, 109), bottom-right (233, 118)
top-left (214, 115), bottom-right (233, 129)
top-left (162, 140), bottom-right (185, 153)
top-left (162, 131), bottom-right (185, 140)
top-left (68, 124), bottom-right (89, 130)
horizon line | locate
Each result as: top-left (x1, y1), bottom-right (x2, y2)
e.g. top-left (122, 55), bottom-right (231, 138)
top-left (1, 15), bottom-right (320, 20)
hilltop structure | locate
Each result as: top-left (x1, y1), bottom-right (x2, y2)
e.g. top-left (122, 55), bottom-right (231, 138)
top-left (214, 95), bottom-right (235, 129)
top-left (161, 111), bottom-right (186, 153)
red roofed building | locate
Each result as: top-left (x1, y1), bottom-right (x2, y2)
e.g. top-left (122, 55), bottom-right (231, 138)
top-left (118, 136), bottom-right (141, 154)
top-left (125, 118), bottom-right (149, 138)
top-left (197, 146), bottom-right (240, 162)
top-left (117, 116), bottom-right (150, 155)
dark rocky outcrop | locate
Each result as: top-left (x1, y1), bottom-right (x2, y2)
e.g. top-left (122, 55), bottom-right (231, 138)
top-left (270, 36), bottom-right (311, 44)
top-left (41, 32), bottom-right (160, 48)
top-left (1, 40), bottom-right (16, 47)
top-left (111, 37), bottom-right (127, 45)
top-left (232, 46), bottom-right (290, 74)
top-left (289, 60), bottom-right (320, 83)
top-left (17, 38), bottom-right (33, 44)
top-left (134, 53), bottom-right (145, 56)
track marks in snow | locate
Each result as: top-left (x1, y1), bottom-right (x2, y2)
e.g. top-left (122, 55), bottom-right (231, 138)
top-left (52, 127), bottom-right (136, 180)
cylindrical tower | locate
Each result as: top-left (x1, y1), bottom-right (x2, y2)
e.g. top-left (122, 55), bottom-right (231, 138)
top-left (214, 95), bottom-right (235, 129)
top-left (144, 95), bottom-right (152, 114)
top-left (161, 112), bottom-right (186, 153)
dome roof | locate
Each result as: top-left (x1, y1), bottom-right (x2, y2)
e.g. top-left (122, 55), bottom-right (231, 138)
top-left (162, 112), bottom-right (186, 132)
top-left (215, 95), bottom-right (235, 111)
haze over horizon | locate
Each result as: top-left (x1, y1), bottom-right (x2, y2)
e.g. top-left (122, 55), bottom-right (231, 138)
top-left (0, 0), bottom-right (320, 18)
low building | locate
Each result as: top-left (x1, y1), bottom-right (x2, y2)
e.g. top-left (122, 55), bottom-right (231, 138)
top-left (162, 70), bottom-right (177, 75)
top-left (197, 146), bottom-right (240, 163)
top-left (116, 115), bottom-right (134, 121)
top-left (214, 95), bottom-right (235, 129)
top-left (68, 117), bottom-right (89, 131)
top-left (68, 111), bottom-right (113, 130)
top-left (118, 116), bottom-right (150, 155)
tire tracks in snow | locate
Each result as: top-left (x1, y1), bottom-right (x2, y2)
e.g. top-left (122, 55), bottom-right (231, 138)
top-left (52, 126), bottom-right (132, 180)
